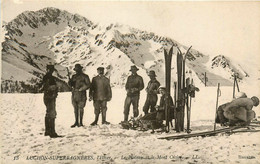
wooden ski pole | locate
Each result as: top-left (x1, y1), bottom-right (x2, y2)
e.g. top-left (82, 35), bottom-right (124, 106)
top-left (233, 74), bottom-right (236, 98)
top-left (235, 75), bottom-right (240, 92)
top-left (214, 83), bottom-right (221, 131)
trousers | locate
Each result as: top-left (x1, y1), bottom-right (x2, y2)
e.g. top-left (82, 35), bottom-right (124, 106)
top-left (124, 95), bottom-right (140, 117)
top-left (44, 98), bottom-right (57, 119)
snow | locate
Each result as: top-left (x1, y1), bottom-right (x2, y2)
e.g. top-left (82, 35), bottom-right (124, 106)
top-left (1, 85), bottom-right (260, 164)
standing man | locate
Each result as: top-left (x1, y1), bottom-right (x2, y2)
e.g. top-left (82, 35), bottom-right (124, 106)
top-left (41, 65), bottom-right (61, 138)
top-left (89, 67), bottom-right (112, 125)
top-left (68, 64), bottom-right (91, 128)
top-left (123, 65), bottom-right (144, 122)
top-left (143, 70), bottom-right (160, 115)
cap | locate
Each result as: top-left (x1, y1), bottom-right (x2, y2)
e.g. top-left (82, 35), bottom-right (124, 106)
top-left (251, 96), bottom-right (259, 106)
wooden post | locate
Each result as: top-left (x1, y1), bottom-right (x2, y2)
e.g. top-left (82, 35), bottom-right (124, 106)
top-left (235, 75), bottom-right (240, 92)
top-left (214, 83), bottom-right (220, 131)
top-left (204, 72), bottom-right (207, 87)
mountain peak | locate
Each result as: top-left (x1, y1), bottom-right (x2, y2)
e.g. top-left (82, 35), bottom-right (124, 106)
top-left (6, 7), bottom-right (93, 36)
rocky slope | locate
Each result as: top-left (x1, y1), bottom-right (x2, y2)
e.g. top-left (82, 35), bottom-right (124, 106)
top-left (1, 7), bottom-right (248, 92)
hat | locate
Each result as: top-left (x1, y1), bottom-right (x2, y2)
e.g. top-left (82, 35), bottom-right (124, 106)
top-left (46, 65), bottom-right (56, 71)
top-left (97, 67), bottom-right (104, 71)
top-left (73, 64), bottom-right (83, 71)
top-left (148, 70), bottom-right (156, 77)
top-left (158, 86), bottom-right (166, 91)
top-left (251, 96), bottom-right (259, 106)
top-left (130, 65), bottom-right (139, 71)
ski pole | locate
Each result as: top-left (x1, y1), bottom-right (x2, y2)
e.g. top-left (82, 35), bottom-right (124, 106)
top-left (233, 74), bottom-right (236, 98)
top-left (235, 74), bottom-right (240, 92)
top-left (214, 83), bottom-right (221, 131)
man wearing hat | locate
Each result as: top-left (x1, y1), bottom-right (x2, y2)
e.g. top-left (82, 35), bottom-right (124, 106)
top-left (41, 64), bottom-right (61, 138)
top-left (223, 96), bottom-right (259, 126)
top-left (89, 67), bottom-right (112, 125)
top-left (143, 70), bottom-right (160, 115)
top-left (68, 64), bottom-right (91, 127)
top-left (123, 65), bottom-right (144, 121)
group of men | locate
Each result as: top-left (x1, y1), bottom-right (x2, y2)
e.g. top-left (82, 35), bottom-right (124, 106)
top-left (41, 63), bottom-right (259, 138)
top-left (41, 64), bottom-right (163, 138)
top-left (68, 64), bottom-right (112, 128)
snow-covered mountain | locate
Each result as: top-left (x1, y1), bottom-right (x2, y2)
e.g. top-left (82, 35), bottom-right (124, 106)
top-left (1, 7), bottom-right (250, 92)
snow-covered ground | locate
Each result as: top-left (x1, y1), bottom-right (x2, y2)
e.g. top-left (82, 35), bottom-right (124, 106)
top-left (1, 85), bottom-right (260, 164)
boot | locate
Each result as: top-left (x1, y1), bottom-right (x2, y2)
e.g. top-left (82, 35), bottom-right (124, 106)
top-left (49, 118), bottom-right (62, 138)
top-left (71, 110), bottom-right (79, 128)
top-left (44, 117), bottom-right (50, 136)
top-left (90, 114), bottom-right (99, 126)
top-left (102, 112), bottom-right (110, 125)
top-left (79, 110), bottom-right (84, 127)
top-left (124, 114), bottom-right (128, 122)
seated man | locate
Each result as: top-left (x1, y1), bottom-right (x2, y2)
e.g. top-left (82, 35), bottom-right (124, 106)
top-left (156, 87), bottom-right (175, 123)
top-left (222, 96), bottom-right (259, 126)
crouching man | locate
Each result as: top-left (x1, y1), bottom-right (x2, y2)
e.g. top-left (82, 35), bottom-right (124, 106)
top-left (221, 96), bottom-right (259, 126)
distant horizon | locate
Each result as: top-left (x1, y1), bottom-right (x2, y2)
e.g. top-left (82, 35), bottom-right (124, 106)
top-left (1, 1), bottom-right (260, 74)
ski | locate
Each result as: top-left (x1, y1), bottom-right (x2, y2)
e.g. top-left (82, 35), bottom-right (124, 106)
top-left (186, 77), bottom-right (191, 133)
top-left (158, 126), bottom-right (250, 140)
top-left (174, 82), bottom-right (177, 129)
top-left (176, 51), bottom-right (183, 132)
top-left (164, 46), bottom-right (173, 132)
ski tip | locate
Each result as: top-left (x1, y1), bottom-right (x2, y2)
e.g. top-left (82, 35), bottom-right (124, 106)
top-left (169, 46), bottom-right (173, 55)
top-left (164, 49), bottom-right (167, 55)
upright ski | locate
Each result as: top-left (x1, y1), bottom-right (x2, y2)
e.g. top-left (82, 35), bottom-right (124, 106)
top-left (164, 46), bottom-right (173, 132)
top-left (176, 51), bottom-right (183, 132)
top-left (186, 77), bottom-right (191, 133)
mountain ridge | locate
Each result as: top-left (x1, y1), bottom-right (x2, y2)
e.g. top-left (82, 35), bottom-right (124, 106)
top-left (1, 7), bottom-right (248, 93)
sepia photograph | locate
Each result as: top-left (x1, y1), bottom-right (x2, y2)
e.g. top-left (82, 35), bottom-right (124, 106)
top-left (1, 0), bottom-right (260, 163)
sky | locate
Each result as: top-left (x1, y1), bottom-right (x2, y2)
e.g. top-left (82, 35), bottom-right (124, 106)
top-left (1, 0), bottom-right (260, 69)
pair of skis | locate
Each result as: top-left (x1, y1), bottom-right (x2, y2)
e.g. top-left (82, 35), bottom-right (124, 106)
top-left (176, 46), bottom-right (192, 132)
top-left (164, 45), bottom-right (192, 133)
top-left (158, 124), bottom-right (260, 140)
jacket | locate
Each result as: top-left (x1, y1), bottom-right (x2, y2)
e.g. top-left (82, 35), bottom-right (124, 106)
top-left (42, 73), bottom-right (58, 99)
top-left (125, 74), bottom-right (144, 96)
top-left (145, 79), bottom-right (160, 95)
top-left (69, 73), bottom-right (91, 101)
top-left (89, 75), bottom-right (112, 101)
top-left (223, 98), bottom-right (254, 112)
top-left (157, 94), bottom-right (175, 120)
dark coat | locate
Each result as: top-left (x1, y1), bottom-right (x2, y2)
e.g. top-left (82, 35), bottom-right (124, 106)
top-left (157, 94), bottom-right (175, 121)
top-left (145, 79), bottom-right (160, 95)
top-left (42, 73), bottom-right (58, 99)
top-left (89, 75), bottom-right (112, 101)
top-left (125, 74), bottom-right (144, 96)
top-left (69, 73), bottom-right (91, 101)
